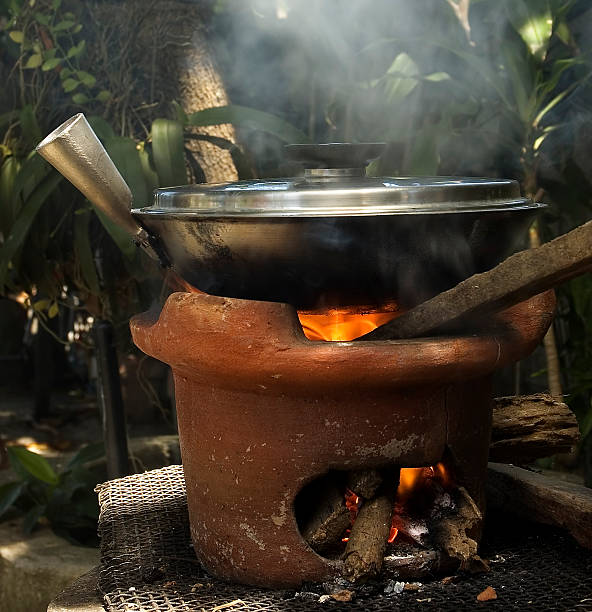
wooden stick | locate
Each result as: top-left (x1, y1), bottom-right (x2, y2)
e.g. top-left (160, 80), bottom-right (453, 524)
top-left (487, 462), bottom-right (592, 549)
top-left (342, 494), bottom-right (394, 582)
top-left (490, 394), bottom-right (579, 463)
top-left (301, 481), bottom-right (351, 555)
top-left (360, 219), bottom-right (592, 340)
top-left (347, 469), bottom-right (383, 499)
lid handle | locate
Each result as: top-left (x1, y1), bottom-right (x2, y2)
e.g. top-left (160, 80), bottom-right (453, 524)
top-left (284, 143), bottom-right (385, 179)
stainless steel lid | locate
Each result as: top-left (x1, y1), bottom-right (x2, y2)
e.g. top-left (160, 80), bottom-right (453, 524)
top-left (133, 143), bottom-right (539, 218)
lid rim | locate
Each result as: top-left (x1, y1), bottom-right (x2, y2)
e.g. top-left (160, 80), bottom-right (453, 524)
top-left (143, 176), bottom-right (529, 216)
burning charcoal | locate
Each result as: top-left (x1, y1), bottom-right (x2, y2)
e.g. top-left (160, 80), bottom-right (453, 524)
top-left (390, 511), bottom-right (430, 547)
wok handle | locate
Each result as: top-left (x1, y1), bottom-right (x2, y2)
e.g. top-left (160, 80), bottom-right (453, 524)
top-left (36, 113), bottom-right (167, 264)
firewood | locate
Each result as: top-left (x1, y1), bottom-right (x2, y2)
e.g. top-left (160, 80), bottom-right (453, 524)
top-left (430, 486), bottom-right (486, 572)
top-left (487, 462), bottom-right (592, 549)
top-left (342, 471), bottom-right (398, 582)
top-left (342, 494), bottom-right (395, 582)
top-left (382, 549), bottom-right (439, 581)
top-left (346, 469), bottom-right (383, 499)
top-left (359, 218), bottom-right (592, 340)
top-left (301, 481), bottom-right (351, 556)
top-left (490, 394), bottom-right (579, 463)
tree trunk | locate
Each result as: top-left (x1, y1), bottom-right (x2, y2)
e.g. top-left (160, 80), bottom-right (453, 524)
top-left (88, 0), bottom-right (238, 183)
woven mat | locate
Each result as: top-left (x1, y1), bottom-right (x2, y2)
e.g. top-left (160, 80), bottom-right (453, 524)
top-left (96, 465), bottom-right (592, 611)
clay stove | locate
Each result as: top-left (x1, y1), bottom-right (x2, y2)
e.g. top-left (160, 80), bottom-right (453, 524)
top-left (130, 289), bottom-right (554, 588)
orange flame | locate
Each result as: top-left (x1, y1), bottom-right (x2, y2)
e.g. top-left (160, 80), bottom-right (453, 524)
top-left (298, 304), bottom-right (402, 341)
top-left (388, 462), bottom-right (451, 543)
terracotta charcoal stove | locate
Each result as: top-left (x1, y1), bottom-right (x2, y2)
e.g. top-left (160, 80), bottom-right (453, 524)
top-left (130, 289), bottom-right (554, 588)
top-left (34, 125), bottom-right (558, 590)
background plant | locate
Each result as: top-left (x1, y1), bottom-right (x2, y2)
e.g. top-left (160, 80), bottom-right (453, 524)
top-left (0, 443), bottom-right (104, 545)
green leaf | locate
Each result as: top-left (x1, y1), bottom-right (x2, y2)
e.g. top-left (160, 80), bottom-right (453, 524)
top-left (66, 39), bottom-right (85, 58)
top-left (424, 72), bottom-right (450, 82)
top-left (506, 1), bottom-right (553, 59)
top-left (71, 92), bottom-right (89, 104)
top-left (73, 209), bottom-right (100, 295)
top-left (10, 151), bottom-right (48, 203)
top-left (382, 52), bottom-right (420, 101)
top-left (76, 70), bottom-right (96, 87)
top-left (0, 156), bottom-right (19, 236)
top-left (103, 135), bottom-right (150, 205)
top-left (0, 170), bottom-right (62, 288)
top-left (184, 105), bottom-right (310, 144)
top-left (48, 301), bottom-right (59, 318)
top-left (24, 53), bottom-right (42, 69)
top-left (72, 24), bottom-right (82, 34)
top-left (137, 143), bottom-right (159, 194)
top-left (0, 482), bottom-right (25, 519)
top-left (52, 19), bottom-right (75, 31)
top-left (94, 208), bottom-right (135, 260)
top-left (52, 0), bottom-right (62, 9)
top-left (62, 78), bottom-right (80, 93)
top-left (19, 105), bottom-right (42, 151)
top-left (66, 442), bottom-right (104, 469)
top-left (95, 89), bottom-right (111, 103)
top-left (9, 31), bottom-right (24, 44)
top-left (150, 119), bottom-right (187, 187)
top-left (555, 21), bottom-right (571, 46)
top-left (32, 298), bottom-right (51, 311)
top-left (33, 11), bottom-right (50, 26)
top-left (41, 57), bottom-right (62, 71)
top-left (7, 447), bottom-right (58, 485)
top-left (86, 115), bottom-right (116, 144)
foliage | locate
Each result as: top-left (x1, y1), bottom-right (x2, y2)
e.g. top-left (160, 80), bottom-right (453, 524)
top-left (0, 0), bottom-right (305, 331)
top-left (0, 443), bottom-right (104, 545)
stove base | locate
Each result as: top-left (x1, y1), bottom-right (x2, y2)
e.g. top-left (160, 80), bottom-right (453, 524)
top-left (130, 291), bottom-right (554, 587)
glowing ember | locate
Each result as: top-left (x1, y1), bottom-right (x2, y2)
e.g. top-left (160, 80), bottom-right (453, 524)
top-left (298, 304), bottom-right (403, 341)
top-left (344, 489), bottom-right (361, 520)
top-left (388, 526), bottom-right (399, 543)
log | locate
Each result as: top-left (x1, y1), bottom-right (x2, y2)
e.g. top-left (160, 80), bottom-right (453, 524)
top-left (301, 481), bottom-right (351, 556)
top-left (490, 393), bottom-right (579, 463)
top-left (346, 469), bottom-right (383, 499)
top-left (359, 219), bottom-right (592, 340)
top-left (342, 494), bottom-right (395, 582)
top-left (382, 549), bottom-right (439, 581)
top-left (487, 462), bottom-right (592, 550)
top-left (430, 486), bottom-right (487, 572)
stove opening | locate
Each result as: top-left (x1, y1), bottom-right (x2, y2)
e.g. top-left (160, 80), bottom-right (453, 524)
top-left (295, 461), bottom-right (486, 582)
top-left (297, 302), bottom-right (403, 341)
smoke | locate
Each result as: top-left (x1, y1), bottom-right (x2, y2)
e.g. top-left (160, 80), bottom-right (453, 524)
top-left (210, 0), bottom-right (592, 186)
